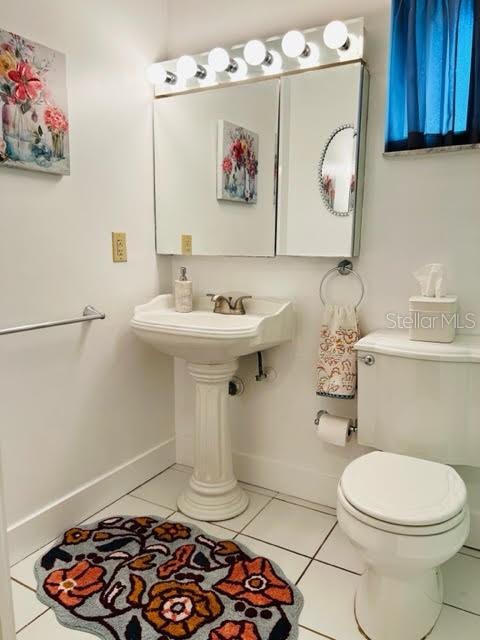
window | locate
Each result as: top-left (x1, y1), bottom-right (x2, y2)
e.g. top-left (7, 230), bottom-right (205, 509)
top-left (385, 0), bottom-right (480, 152)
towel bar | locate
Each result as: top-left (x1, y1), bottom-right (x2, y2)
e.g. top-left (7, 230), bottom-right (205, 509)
top-left (0, 306), bottom-right (105, 336)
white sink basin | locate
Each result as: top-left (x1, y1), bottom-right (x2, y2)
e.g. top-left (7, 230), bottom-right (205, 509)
top-left (131, 292), bottom-right (294, 523)
top-left (131, 294), bottom-right (294, 364)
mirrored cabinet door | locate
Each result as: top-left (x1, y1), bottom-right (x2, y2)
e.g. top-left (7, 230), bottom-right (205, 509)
top-left (154, 80), bottom-right (279, 257)
top-left (276, 62), bottom-right (368, 257)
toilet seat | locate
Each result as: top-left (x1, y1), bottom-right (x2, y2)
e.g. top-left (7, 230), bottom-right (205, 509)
top-left (338, 484), bottom-right (467, 536)
top-left (339, 451), bottom-right (467, 536)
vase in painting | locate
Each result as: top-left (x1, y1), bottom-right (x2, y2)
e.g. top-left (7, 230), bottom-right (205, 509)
top-left (51, 131), bottom-right (65, 159)
top-left (1, 103), bottom-right (35, 162)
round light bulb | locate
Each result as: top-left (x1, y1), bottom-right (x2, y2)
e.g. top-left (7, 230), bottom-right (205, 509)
top-left (147, 63), bottom-right (167, 85)
top-left (208, 47), bottom-right (231, 72)
top-left (231, 57), bottom-right (248, 80)
top-left (267, 50), bottom-right (283, 74)
top-left (177, 55), bottom-right (198, 79)
top-left (282, 30), bottom-right (308, 58)
top-left (244, 39), bottom-right (271, 66)
top-left (323, 21), bottom-right (350, 50)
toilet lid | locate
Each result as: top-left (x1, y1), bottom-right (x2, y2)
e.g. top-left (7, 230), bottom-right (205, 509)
top-left (340, 452), bottom-right (467, 526)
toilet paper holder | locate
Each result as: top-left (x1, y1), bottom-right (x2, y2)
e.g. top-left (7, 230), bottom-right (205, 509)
top-left (314, 410), bottom-right (358, 436)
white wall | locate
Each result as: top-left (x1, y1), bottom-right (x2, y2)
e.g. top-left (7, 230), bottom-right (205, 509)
top-left (167, 0), bottom-right (480, 544)
top-left (0, 0), bottom-right (174, 561)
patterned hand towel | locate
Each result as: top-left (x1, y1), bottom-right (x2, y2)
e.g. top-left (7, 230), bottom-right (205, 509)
top-left (316, 304), bottom-right (360, 399)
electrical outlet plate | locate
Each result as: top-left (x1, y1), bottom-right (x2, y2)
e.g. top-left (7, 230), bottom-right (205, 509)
top-left (112, 232), bottom-right (127, 262)
top-left (181, 234), bottom-right (192, 255)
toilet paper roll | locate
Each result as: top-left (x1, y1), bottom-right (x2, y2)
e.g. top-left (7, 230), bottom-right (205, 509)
top-left (315, 413), bottom-right (352, 446)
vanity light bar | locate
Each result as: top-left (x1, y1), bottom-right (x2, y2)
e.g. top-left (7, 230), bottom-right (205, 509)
top-left (148, 18), bottom-right (364, 96)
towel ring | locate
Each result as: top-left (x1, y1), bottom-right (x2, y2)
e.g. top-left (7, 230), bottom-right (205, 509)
top-left (319, 260), bottom-right (365, 309)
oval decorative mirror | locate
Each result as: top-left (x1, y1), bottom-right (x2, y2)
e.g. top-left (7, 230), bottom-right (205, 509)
top-left (318, 124), bottom-right (357, 216)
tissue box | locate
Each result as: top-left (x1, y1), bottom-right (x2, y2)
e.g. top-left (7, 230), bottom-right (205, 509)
top-left (409, 296), bottom-right (458, 343)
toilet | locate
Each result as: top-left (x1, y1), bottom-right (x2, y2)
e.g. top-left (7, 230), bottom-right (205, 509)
top-left (337, 330), bottom-right (480, 640)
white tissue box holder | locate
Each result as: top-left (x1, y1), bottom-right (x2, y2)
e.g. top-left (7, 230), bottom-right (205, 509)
top-left (409, 296), bottom-right (458, 343)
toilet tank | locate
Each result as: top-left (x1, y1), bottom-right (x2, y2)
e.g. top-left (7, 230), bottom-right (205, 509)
top-left (355, 330), bottom-right (480, 467)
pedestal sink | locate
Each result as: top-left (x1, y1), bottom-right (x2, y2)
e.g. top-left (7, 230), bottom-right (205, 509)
top-left (131, 294), bottom-right (294, 521)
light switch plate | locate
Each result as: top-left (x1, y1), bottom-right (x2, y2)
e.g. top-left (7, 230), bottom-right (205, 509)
top-left (112, 232), bottom-right (127, 262)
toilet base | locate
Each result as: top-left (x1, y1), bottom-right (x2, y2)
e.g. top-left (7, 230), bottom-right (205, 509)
top-left (354, 566), bottom-right (443, 640)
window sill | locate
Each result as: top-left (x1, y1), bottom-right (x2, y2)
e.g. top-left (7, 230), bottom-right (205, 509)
top-left (384, 143), bottom-right (480, 157)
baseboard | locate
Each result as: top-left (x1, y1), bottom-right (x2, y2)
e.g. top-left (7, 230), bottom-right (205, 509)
top-left (233, 451), bottom-right (339, 507)
top-left (8, 438), bottom-right (175, 565)
top-left (467, 508), bottom-right (480, 549)
top-left (175, 435), bottom-right (338, 508)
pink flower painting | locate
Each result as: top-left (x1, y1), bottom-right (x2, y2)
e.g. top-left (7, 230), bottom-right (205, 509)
top-left (217, 120), bottom-right (258, 204)
top-left (0, 29), bottom-right (70, 175)
top-left (7, 62), bottom-right (43, 103)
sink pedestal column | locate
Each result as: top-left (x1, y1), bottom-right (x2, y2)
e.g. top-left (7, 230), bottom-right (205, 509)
top-left (177, 360), bottom-right (249, 521)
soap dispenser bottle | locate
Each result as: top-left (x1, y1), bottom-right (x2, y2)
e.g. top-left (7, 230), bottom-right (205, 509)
top-left (175, 266), bottom-right (193, 313)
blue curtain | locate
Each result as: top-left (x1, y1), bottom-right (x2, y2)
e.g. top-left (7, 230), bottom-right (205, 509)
top-left (385, 0), bottom-right (480, 151)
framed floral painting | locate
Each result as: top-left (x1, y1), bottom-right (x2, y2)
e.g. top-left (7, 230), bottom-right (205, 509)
top-left (217, 120), bottom-right (258, 204)
top-left (0, 29), bottom-right (69, 175)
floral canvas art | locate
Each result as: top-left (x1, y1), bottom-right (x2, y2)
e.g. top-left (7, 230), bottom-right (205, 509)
top-left (217, 120), bottom-right (258, 204)
top-left (0, 29), bottom-right (69, 175)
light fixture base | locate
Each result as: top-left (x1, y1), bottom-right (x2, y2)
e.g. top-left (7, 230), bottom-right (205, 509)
top-left (263, 51), bottom-right (274, 66)
top-left (195, 64), bottom-right (207, 79)
top-left (226, 60), bottom-right (239, 73)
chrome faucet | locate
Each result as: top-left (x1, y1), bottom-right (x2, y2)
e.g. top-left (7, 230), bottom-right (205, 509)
top-left (207, 294), bottom-right (252, 315)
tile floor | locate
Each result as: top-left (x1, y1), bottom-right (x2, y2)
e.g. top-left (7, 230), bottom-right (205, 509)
top-left (11, 464), bottom-right (480, 638)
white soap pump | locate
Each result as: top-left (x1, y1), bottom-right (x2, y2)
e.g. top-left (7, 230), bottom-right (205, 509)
top-left (174, 266), bottom-right (193, 313)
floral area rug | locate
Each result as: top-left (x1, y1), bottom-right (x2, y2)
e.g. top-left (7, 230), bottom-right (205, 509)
top-left (35, 516), bottom-right (303, 640)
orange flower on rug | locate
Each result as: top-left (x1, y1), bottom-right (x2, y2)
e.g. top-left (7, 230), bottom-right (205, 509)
top-left (35, 517), bottom-right (303, 640)
top-left (44, 560), bottom-right (105, 608)
top-left (214, 558), bottom-right (294, 607)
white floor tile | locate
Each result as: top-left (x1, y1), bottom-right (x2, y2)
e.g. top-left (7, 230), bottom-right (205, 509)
top-left (83, 494), bottom-right (173, 525)
top-left (166, 492), bottom-right (271, 534)
top-left (166, 513), bottom-right (236, 539)
top-left (131, 468), bottom-right (189, 509)
top-left (315, 524), bottom-right (366, 575)
top-left (276, 494), bottom-right (336, 517)
top-left (430, 604), bottom-right (480, 639)
top-left (443, 552), bottom-right (480, 615)
top-left (17, 609), bottom-right (91, 638)
top-left (298, 627), bottom-right (329, 640)
top-left (243, 499), bottom-right (336, 557)
top-left (11, 543), bottom-right (52, 591)
top-left (12, 581), bottom-right (48, 633)
top-left (298, 561), bottom-right (363, 639)
top-left (236, 534), bottom-right (310, 583)
top-left (216, 491), bottom-right (272, 531)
